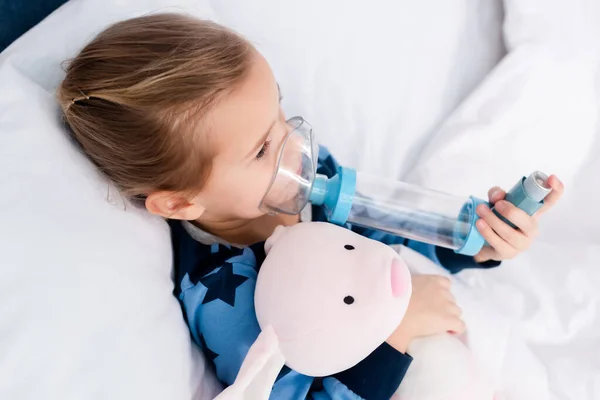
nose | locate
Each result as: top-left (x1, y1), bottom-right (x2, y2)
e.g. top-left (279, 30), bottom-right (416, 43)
top-left (390, 258), bottom-right (408, 298)
top-left (280, 133), bottom-right (302, 170)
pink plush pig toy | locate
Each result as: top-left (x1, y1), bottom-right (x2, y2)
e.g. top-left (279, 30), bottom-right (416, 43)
top-left (215, 222), bottom-right (495, 400)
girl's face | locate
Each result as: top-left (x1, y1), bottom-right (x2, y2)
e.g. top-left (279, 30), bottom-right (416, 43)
top-left (149, 52), bottom-right (293, 222)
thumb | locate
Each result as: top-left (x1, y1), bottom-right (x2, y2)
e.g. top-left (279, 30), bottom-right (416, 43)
top-left (488, 187), bottom-right (506, 205)
top-left (474, 246), bottom-right (498, 264)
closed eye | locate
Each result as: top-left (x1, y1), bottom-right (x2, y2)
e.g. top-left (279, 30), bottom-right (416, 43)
top-left (255, 140), bottom-right (271, 161)
top-left (277, 83), bottom-right (283, 103)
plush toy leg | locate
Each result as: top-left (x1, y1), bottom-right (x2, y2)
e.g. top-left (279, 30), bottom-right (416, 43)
top-left (392, 334), bottom-right (495, 400)
top-left (214, 325), bottom-right (286, 400)
top-left (391, 245), bottom-right (496, 400)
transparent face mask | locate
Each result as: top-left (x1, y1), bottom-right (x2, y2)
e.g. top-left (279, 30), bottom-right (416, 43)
top-left (259, 116), bottom-right (319, 215)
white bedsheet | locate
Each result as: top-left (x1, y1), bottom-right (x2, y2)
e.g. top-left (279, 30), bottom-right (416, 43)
top-left (439, 143), bottom-right (600, 400)
top-left (404, 1), bottom-right (600, 398)
top-left (457, 143), bottom-right (600, 400)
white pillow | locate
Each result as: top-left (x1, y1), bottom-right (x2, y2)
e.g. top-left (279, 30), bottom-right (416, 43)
top-left (213, 0), bottom-right (505, 179)
top-left (0, 2), bottom-right (223, 400)
top-left (0, 1), bottom-right (508, 399)
top-left (404, 0), bottom-right (600, 198)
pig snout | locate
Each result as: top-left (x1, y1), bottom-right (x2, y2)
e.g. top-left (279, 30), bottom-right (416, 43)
top-left (390, 258), bottom-right (409, 298)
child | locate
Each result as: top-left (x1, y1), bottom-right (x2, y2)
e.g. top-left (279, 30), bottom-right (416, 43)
top-left (57, 13), bottom-right (563, 400)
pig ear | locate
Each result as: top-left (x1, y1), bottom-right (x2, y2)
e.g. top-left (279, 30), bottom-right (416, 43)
top-left (213, 325), bottom-right (285, 400)
top-left (265, 225), bottom-right (287, 254)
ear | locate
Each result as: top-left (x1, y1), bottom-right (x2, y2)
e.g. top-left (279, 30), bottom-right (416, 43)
top-left (264, 225), bottom-right (287, 254)
top-left (145, 191), bottom-right (206, 220)
top-left (214, 325), bottom-right (286, 400)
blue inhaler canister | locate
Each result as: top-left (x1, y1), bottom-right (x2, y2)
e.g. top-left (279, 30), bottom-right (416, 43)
top-left (308, 169), bottom-right (552, 256)
top-left (492, 171), bottom-right (552, 227)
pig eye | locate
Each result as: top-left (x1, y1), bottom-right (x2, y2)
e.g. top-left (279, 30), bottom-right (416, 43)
top-left (344, 245), bottom-right (355, 250)
top-left (344, 296), bottom-right (355, 305)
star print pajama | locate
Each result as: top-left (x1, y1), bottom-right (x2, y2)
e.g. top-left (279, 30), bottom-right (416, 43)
top-left (169, 147), bottom-right (500, 400)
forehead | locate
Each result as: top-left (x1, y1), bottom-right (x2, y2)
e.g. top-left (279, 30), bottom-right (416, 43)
top-left (203, 52), bottom-right (279, 161)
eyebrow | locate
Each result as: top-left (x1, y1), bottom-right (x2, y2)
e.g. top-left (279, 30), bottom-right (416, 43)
top-left (246, 84), bottom-right (282, 160)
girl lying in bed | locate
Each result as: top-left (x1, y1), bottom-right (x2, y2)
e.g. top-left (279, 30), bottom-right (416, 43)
top-left (57, 13), bottom-right (563, 400)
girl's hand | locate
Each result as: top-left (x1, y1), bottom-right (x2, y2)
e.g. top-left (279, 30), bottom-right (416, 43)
top-left (387, 274), bottom-right (464, 353)
top-left (474, 175), bottom-right (564, 263)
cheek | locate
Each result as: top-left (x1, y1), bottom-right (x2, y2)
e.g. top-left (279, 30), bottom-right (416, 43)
top-left (215, 164), bottom-right (275, 214)
top-left (244, 164), bottom-right (275, 204)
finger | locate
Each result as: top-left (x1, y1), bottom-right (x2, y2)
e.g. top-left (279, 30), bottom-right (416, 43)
top-left (442, 290), bottom-right (457, 304)
top-left (474, 246), bottom-right (500, 263)
top-left (493, 201), bottom-right (539, 238)
top-left (446, 317), bottom-right (466, 335)
top-left (545, 175), bottom-right (564, 205)
top-left (488, 187), bottom-right (506, 205)
top-left (435, 275), bottom-right (451, 289)
top-left (477, 204), bottom-right (530, 250)
top-left (475, 219), bottom-right (518, 259)
top-left (536, 175), bottom-right (564, 217)
top-left (447, 303), bottom-right (463, 318)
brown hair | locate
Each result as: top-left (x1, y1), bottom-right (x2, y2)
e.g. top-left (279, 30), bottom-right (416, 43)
top-left (57, 13), bottom-right (253, 199)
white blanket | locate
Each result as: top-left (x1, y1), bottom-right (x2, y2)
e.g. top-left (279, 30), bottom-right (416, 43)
top-left (395, 245), bottom-right (539, 400)
top-left (405, 1), bottom-right (600, 399)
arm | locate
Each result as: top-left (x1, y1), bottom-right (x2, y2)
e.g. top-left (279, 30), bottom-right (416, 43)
top-left (178, 243), bottom-right (410, 400)
top-left (272, 346), bottom-right (411, 400)
top-left (328, 343), bottom-right (412, 400)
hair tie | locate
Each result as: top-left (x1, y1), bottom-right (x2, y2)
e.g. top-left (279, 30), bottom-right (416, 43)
top-left (71, 93), bottom-right (91, 105)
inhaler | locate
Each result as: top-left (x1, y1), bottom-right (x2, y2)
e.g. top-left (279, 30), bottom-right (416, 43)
top-left (259, 117), bottom-right (553, 256)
